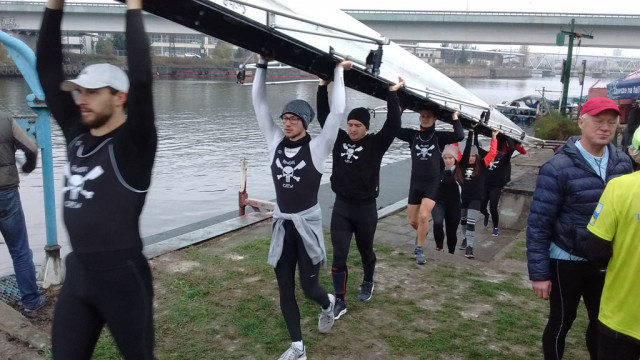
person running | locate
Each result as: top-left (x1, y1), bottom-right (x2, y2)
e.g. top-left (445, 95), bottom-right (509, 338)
top-left (432, 144), bottom-right (463, 254)
top-left (396, 106), bottom-right (464, 264)
top-left (458, 128), bottom-right (498, 259)
top-left (37, 0), bottom-right (157, 358)
top-left (527, 97), bottom-right (632, 359)
top-left (584, 126), bottom-right (640, 360)
top-left (0, 111), bottom-right (45, 315)
top-left (253, 54), bottom-right (351, 360)
top-left (316, 76), bottom-right (403, 319)
top-left (479, 135), bottom-right (527, 236)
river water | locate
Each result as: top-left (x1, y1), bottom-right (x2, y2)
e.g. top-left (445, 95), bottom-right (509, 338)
top-left (0, 74), bottom-right (617, 275)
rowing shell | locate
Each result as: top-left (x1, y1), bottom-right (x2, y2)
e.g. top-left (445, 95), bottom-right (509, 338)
top-left (117, 0), bottom-right (541, 144)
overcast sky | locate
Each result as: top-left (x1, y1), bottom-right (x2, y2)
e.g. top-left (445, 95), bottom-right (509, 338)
top-left (23, 0), bottom-right (640, 56)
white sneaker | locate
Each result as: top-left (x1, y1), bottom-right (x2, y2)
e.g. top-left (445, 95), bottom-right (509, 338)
top-left (278, 344), bottom-right (307, 360)
top-left (318, 293), bottom-right (335, 333)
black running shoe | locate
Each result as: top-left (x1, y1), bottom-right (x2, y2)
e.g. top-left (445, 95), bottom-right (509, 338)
top-left (357, 280), bottom-right (375, 301)
top-left (333, 298), bottom-right (347, 319)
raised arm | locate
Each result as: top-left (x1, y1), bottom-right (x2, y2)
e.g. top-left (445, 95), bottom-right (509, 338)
top-left (460, 129), bottom-right (473, 165)
top-left (376, 77), bottom-right (403, 149)
top-left (309, 61), bottom-right (351, 171)
top-left (316, 79), bottom-right (330, 128)
top-left (252, 57), bottom-right (283, 157)
top-left (436, 111), bottom-right (464, 145)
top-left (37, 0), bottom-right (81, 141)
top-left (483, 130), bottom-right (499, 167)
top-left (124, 0), bottom-right (155, 149)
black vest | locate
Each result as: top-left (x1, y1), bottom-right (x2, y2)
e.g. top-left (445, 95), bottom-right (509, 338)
top-left (63, 133), bottom-right (148, 253)
top-left (271, 141), bottom-right (321, 213)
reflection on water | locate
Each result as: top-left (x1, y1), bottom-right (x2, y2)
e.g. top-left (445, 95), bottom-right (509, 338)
top-left (0, 74), bottom-right (618, 274)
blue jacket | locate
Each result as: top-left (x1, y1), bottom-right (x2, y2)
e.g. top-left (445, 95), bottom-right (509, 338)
top-left (526, 136), bottom-right (633, 281)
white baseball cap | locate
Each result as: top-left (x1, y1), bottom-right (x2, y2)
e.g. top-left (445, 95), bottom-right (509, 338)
top-left (61, 63), bottom-right (130, 93)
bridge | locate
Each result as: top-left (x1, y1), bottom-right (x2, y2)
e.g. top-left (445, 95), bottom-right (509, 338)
top-left (2, 2), bottom-right (639, 48)
top-left (346, 10), bottom-right (640, 49)
top-left (2, 1), bottom-right (639, 67)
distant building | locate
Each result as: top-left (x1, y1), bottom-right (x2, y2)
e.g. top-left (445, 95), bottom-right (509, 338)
top-left (59, 32), bottom-right (219, 58)
top-left (410, 46), bottom-right (512, 66)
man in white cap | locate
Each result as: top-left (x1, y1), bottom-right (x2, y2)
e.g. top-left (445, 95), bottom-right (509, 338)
top-left (36, 0), bottom-right (157, 358)
top-left (584, 126), bottom-right (640, 360)
top-left (527, 97), bottom-right (633, 359)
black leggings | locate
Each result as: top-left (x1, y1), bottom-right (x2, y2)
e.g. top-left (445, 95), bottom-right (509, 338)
top-left (52, 251), bottom-right (154, 359)
top-left (275, 221), bottom-right (330, 342)
top-left (432, 200), bottom-right (460, 253)
top-left (543, 259), bottom-right (605, 360)
top-left (330, 198), bottom-right (377, 301)
top-left (480, 185), bottom-right (503, 228)
top-left (598, 322), bottom-right (640, 360)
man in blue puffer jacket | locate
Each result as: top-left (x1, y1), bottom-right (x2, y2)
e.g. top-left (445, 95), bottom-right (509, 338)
top-left (526, 97), bottom-right (633, 360)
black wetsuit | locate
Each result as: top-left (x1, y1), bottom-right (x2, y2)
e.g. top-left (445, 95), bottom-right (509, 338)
top-left (480, 137), bottom-right (516, 229)
top-left (38, 8), bottom-right (156, 359)
top-left (397, 121), bottom-right (464, 204)
top-left (317, 85), bottom-right (400, 301)
top-left (433, 167), bottom-right (461, 253)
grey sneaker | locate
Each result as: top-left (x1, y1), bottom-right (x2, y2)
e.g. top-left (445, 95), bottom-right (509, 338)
top-left (465, 246), bottom-right (475, 259)
top-left (318, 294), bottom-right (335, 333)
top-left (333, 298), bottom-right (347, 319)
top-left (415, 247), bottom-right (426, 265)
top-left (459, 238), bottom-right (467, 250)
top-left (278, 344), bottom-right (307, 360)
top-left (357, 281), bottom-right (374, 301)
top-left (22, 295), bottom-right (46, 318)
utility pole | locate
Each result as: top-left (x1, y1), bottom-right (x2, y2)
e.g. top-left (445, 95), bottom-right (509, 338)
top-left (558, 19), bottom-right (593, 116)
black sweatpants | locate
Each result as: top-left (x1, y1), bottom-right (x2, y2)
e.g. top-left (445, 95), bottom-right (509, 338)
top-left (543, 259), bottom-right (605, 360)
top-left (330, 197), bottom-right (377, 301)
top-left (52, 251), bottom-right (154, 359)
top-left (480, 184), bottom-right (503, 229)
top-left (432, 200), bottom-right (461, 253)
top-left (274, 220), bottom-right (330, 342)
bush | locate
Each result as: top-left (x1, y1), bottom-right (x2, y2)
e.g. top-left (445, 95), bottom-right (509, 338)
top-left (533, 111), bottom-right (581, 140)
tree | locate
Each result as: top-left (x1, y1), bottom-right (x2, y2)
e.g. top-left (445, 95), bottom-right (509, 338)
top-left (112, 33), bottom-right (126, 51)
top-left (95, 39), bottom-right (114, 56)
top-left (213, 41), bottom-right (233, 59)
top-left (0, 44), bottom-right (10, 65)
top-left (520, 45), bottom-right (530, 66)
top-left (233, 46), bottom-right (250, 59)
top-left (458, 48), bottom-right (469, 65)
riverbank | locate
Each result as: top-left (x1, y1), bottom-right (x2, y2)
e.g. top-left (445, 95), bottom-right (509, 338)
top-left (0, 61), bottom-right (531, 80)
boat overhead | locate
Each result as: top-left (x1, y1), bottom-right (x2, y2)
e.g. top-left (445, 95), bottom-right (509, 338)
top-left (116, 0), bottom-right (537, 143)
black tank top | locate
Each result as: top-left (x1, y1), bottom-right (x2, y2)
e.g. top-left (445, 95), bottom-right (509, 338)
top-left (410, 130), bottom-right (442, 182)
top-left (63, 133), bottom-right (148, 253)
top-left (271, 141), bottom-right (322, 213)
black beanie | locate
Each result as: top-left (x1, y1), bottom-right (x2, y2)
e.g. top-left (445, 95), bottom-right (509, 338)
top-left (347, 107), bottom-right (371, 129)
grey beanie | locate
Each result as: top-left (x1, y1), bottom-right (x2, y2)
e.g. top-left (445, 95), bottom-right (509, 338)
top-left (281, 99), bottom-right (315, 129)
top-left (469, 145), bottom-right (479, 156)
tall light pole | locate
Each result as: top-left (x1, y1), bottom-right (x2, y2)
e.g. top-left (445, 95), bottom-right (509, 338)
top-left (558, 19), bottom-right (593, 116)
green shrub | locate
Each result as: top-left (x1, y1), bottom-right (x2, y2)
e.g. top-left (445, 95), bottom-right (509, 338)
top-left (534, 111), bottom-right (581, 140)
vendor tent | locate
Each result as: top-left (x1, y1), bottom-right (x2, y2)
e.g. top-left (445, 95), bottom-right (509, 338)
top-left (607, 70), bottom-right (640, 100)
